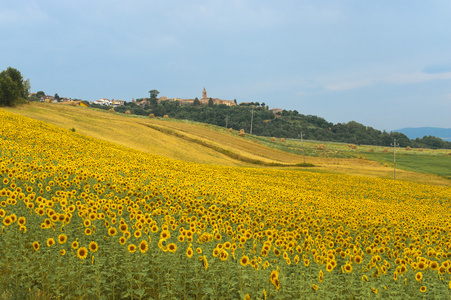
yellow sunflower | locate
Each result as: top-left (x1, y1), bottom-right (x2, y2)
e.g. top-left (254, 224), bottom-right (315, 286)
top-left (47, 238), bottom-right (55, 247)
top-left (3, 216), bottom-right (12, 226)
top-left (168, 243), bottom-right (177, 253)
top-left (108, 227), bottom-right (117, 236)
top-left (32, 241), bottom-right (39, 251)
top-left (415, 272), bottom-right (423, 282)
top-left (220, 250), bottom-right (229, 261)
top-left (72, 241), bottom-right (79, 249)
top-left (17, 216), bottom-right (26, 226)
top-left (186, 247), bottom-right (194, 258)
top-left (128, 244), bottom-right (137, 253)
top-left (77, 247), bottom-right (88, 259)
top-left (89, 241), bottom-right (98, 253)
top-left (344, 263), bottom-right (352, 273)
top-left (240, 255), bottom-right (250, 267)
top-left (58, 234), bottom-right (67, 244)
top-left (139, 240), bottom-right (148, 253)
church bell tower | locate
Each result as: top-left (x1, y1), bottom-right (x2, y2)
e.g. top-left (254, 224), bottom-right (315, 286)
top-left (202, 87), bottom-right (207, 99)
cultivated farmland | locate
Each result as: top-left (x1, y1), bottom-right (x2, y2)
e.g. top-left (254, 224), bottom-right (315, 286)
top-left (1, 108), bottom-right (451, 299)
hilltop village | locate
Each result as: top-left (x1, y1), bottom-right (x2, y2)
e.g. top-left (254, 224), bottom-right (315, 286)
top-left (30, 87), bottom-right (279, 109)
top-left (152, 87), bottom-right (237, 106)
top-left (25, 86), bottom-right (451, 149)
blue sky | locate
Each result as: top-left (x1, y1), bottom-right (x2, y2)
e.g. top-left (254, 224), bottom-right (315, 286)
top-left (1, 0), bottom-right (451, 131)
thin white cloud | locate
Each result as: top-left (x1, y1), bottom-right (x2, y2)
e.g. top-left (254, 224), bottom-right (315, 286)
top-left (385, 71), bottom-right (451, 84)
top-left (325, 71), bottom-right (451, 91)
top-left (325, 78), bottom-right (374, 91)
top-left (299, 4), bottom-right (344, 23)
top-left (0, 3), bottom-right (48, 24)
top-left (423, 63), bottom-right (451, 74)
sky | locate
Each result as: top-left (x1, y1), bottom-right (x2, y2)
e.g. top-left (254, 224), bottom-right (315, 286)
top-left (1, 0), bottom-right (451, 131)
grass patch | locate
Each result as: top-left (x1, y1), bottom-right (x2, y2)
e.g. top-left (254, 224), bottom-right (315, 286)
top-left (365, 152), bottom-right (451, 179)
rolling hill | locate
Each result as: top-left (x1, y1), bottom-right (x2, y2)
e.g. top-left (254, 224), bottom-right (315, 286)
top-left (2, 102), bottom-right (451, 186)
top-left (394, 127), bottom-right (451, 141)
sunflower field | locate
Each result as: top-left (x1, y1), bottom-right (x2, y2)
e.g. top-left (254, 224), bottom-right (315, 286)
top-left (1, 109), bottom-right (451, 299)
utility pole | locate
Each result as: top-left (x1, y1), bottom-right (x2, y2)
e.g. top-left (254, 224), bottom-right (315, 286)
top-left (250, 108), bottom-right (254, 135)
top-left (391, 138), bottom-right (399, 180)
top-left (225, 115), bottom-right (229, 128)
top-left (300, 131), bottom-right (306, 164)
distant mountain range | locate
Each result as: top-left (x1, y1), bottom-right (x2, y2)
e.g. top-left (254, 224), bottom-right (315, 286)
top-left (393, 127), bottom-right (451, 141)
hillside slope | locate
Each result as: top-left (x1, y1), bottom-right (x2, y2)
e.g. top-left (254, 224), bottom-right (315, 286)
top-left (3, 102), bottom-right (451, 186)
top-left (2, 103), bottom-right (304, 167)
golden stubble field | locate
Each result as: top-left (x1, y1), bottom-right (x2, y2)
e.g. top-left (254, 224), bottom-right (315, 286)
top-left (1, 106), bottom-right (451, 299)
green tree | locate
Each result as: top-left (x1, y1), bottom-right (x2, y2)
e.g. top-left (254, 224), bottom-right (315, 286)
top-left (208, 98), bottom-right (214, 107)
top-left (24, 79), bottom-right (31, 97)
top-left (0, 67), bottom-right (29, 106)
top-left (36, 91), bottom-right (45, 98)
top-left (193, 97), bottom-right (201, 106)
top-left (54, 93), bottom-right (61, 101)
top-left (148, 89), bottom-right (159, 109)
top-left (148, 89), bottom-right (160, 99)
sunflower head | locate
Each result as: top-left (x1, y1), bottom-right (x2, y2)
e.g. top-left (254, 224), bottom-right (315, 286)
top-left (128, 244), bottom-right (137, 253)
top-left (3, 216), bottom-right (12, 226)
top-left (168, 243), bottom-right (177, 253)
top-left (240, 255), bottom-right (249, 267)
top-left (415, 272), bottom-right (423, 282)
top-left (354, 255), bottom-right (362, 264)
top-left (77, 247), bottom-right (88, 259)
top-left (108, 227), bottom-right (117, 236)
top-left (18, 217), bottom-right (26, 226)
top-left (344, 263), bottom-right (352, 273)
top-left (186, 247), bottom-right (194, 258)
top-left (47, 238), bottom-right (55, 247)
top-left (430, 261), bottom-right (439, 270)
top-left (139, 240), bottom-right (148, 253)
top-left (58, 234), bottom-right (67, 244)
top-left (89, 241), bottom-right (98, 252)
top-left (72, 241), bottom-right (79, 249)
top-left (32, 241), bottom-right (40, 251)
